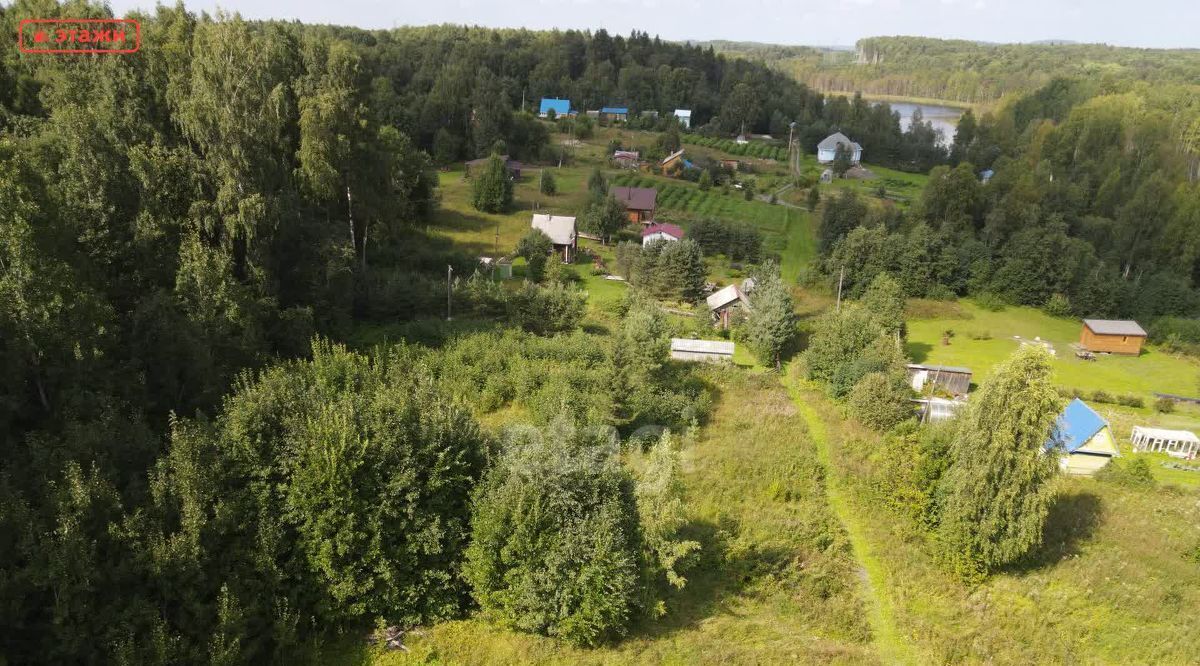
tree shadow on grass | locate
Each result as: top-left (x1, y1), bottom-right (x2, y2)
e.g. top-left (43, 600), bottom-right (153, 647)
top-left (905, 341), bottom-right (933, 364)
top-left (1007, 490), bottom-right (1103, 574)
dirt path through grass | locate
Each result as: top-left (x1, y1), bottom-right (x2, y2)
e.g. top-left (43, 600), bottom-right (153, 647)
top-left (784, 378), bottom-right (916, 665)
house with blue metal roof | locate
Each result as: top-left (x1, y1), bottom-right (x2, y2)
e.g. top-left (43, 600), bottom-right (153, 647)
top-left (538, 98), bottom-right (572, 118)
top-left (600, 106), bottom-right (629, 122)
top-left (1045, 398), bottom-right (1118, 475)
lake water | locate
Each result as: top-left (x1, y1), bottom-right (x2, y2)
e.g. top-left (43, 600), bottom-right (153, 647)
top-left (885, 102), bottom-right (965, 146)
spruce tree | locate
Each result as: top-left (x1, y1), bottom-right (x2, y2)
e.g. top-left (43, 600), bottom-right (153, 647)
top-left (744, 261), bottom-right (796, 369)
top-left (806, 185), bottom-right (820, 212)
top-left (937, 345), bottom-right (1062, 578)
top-left (470, 153), bottom-right (513, 213)
top-left (539, 168), bottom-right (557, 195)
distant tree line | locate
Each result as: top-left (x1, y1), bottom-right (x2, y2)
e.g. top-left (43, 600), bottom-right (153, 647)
top-left (817, 75), bottom-right (1200, 321)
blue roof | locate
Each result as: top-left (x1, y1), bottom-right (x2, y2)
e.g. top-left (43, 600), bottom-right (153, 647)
top-left (539, 98), bottom-right (571, 115)
top-left (1046, 398), bottom-right (1108, 453)
top-left (601, 106), bottom-right (629, 114)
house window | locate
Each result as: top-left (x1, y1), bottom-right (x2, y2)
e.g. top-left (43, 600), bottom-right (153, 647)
top-left (1122, 336), bottom-right (1128, 343)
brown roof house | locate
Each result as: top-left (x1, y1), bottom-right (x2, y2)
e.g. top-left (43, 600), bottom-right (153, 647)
top-left (706, 284), bottom-right (751, 330)
top-left (610, 186), bottom-right (657, 223)
top-left (1079, 319), bottom-right (1147, 355)
top-left (530, 214), bottom-right (577, 263)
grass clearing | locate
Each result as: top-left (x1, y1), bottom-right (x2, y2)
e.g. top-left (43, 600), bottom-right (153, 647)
top-left (906, 299), bottom-right (1200, 401)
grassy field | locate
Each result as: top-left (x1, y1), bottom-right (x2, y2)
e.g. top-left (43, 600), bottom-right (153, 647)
top-left (325, 371), bottom-right (877, 665)
top-left (792, 371), bottom-right (1200, 664)
top-left (906, 299), bottom-right (1200, 401)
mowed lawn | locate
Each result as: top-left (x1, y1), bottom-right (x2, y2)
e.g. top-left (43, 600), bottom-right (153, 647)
top-left (327, 372), bottom-right (876, 666)
top-left (906, 299), bottom-right (1200, 400)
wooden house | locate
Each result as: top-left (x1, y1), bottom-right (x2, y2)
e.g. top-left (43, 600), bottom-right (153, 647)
top-left (1046, 398), bottom-right (1118, 476)
top-left (817, 132), bottom-right (862, 164)
top-left (530, 214), bottom-right (577, 262)
top-left (610, 186), bottom-right (657, 223)
top-left (670, 338), bottom-right (734, 363)
top-left (706, 284), bottom-right (751, 329)
top-left (1079, 319), bottom-right (1146, 355)
top-left (906, 363), bottom-right (972, 397)
top-left (660, 149), bottom-right (685, 175)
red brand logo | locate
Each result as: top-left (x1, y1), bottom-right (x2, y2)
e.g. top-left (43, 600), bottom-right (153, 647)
top-left (18, 18), bottom-right (141, 54)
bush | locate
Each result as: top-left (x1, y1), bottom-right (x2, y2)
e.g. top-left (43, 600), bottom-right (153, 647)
top-left (464, 417), bottom-right (643, 646)
top-left (1155, 397), bottom-right (1177, 413)
top-left (974, 292), bottom-right (1008, 312)
top-left (849, 370), bottom-right (915, 431)
top-left (1043, 293), bottom-right (1072, 317)
top-left (507, 281), bottom-right (586, 334)
top-left (1096, 456), bottom-right (1156, 488)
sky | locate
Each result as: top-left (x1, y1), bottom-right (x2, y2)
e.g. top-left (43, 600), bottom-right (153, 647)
top-left (104, 0), bottom-right (1200, 50)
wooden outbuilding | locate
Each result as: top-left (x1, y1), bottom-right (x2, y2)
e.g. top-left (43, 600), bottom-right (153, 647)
top-left (670, 338), bottom-right (734, 363)
top-left (610, 186), bottom-right (657, 223)
top-left (660, 149), bottom-right (685, 175)
top-left (530, 214), bottom-right (577, 263)
top-left (1079, 319), bottom-right (1147, 355)
top-left (706, 284), bottom-right (751, 329)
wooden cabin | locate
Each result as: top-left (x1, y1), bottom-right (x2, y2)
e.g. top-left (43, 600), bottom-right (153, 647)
top-left (610, 186), bottom-right (657, 223)
top-left (530, 214), bottom-right (577, 263)
top-left (1079, 319), bottom-right (1147, 355)
top-left (706, 284), bottom-right (751, 329)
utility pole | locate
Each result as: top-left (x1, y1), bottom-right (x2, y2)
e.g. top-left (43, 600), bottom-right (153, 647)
top-left (446, 265), bottom-right (453, 321)
top-left (836, 266), bottom-right (845, 312)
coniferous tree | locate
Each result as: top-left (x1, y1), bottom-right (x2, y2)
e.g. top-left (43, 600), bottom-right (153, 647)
top-left (744, 261), bottom-right (796, 369)
top-left (471, 153), bottom-right (514, 213)
top-left (937, 345), bottom-right (1062, 578)
top-left (539, 168), bottom-right (557, 195)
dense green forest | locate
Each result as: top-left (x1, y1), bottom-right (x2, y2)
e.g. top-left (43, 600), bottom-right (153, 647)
top-left (708, 36), bottom-right (1200, 105)
top-left (816, 74), bottom-right (1200, 322)
top-left (0, 3), bottom-right (791, 662)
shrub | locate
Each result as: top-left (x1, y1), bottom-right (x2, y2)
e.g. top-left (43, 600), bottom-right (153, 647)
top-left (464, 417), bottom-right (643, 646)
top-left (849, 370), bottom-right (915, 431)
top-left (506, 281), bottom-right (586, 334)
top-left (1116, 394), bottom-right (1145, 408)
top-left (1096, 456), bottom-right (1156, 488)
top-left (1043, 293), bottom-right (1072, 317)
top-left (1090, 389), bottom-right (1114, 404)
top-left (974, 292), bottom-right (1007, 312)
top-left (1155, 397), bottom-right (1177, 413)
